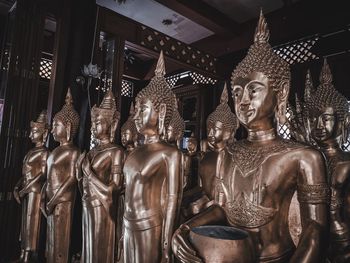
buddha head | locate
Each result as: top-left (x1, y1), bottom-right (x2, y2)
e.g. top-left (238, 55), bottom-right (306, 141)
top-left (306, 59), bottom-right (350, 145)
top-left (166, 108), bottom-right (185, 145)
top-left (91, 89), bottom-right (120, 144)
top-left (121, 102), bottom-right (138, 148)
top-left (134, 51), bottom-right (175, 138)
top-left (30, 110), bottom-right (49, 145)
top-left (52, 88), bottom-right (80, 143)
top-left (231, 11), bottom-right (290, 131)
top-left (207, 84), bottom-right (238, 149)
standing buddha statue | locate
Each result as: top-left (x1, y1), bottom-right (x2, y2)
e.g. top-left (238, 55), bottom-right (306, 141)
top-left (306, 59), bottom-right (350, 262)
top-left (121, 102), bottom-right (138, 155)
top-left (123, 51), bottom-right (182, 263)
top-left (77, 89), bottom-right (124, 263)
top-left (43, 88), bottom-right (80, 263)
top-left (172, 11), bottom-right (329, 263)
top-left (14, 110), bottom-right (49, 262)
top-left (199, 84), bottom-right (239, 203)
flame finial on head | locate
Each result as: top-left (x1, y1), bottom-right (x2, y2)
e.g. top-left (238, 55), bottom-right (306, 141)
top-left (129, 102), bottom-right (135, 115)
top-left (304, 70), bottom-right (314, 103)
top-left (319, 59), bottom-right (333, 85)
top-left (65, 88), bottom-right (73, 105)
top-left (155, 50), bottom-right (166, 77)
top-left (220, 83), bottom-right (229, 104)
top-left (99, 89), bottom-right (117, 110)
top-left (254, 9), bottom-right (270, 44)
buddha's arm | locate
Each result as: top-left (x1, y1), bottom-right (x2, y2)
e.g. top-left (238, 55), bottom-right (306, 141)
top-left (47, 151), bottom-right (78, 208)
top-left (13, 177), bottom-right (24, 204)
top-left (161, 150), bottom-right (181, 261)
top-left (19, 151), bottom-right (48, 195)
top-left (291, 149), bottom-right (329, 263)
top-left (88, 151), bottom-right (123, 196)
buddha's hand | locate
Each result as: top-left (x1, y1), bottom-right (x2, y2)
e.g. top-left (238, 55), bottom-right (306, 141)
top-left (82, 156), bottom-right (92, 179)
top-left (13, 187), bottom-right (21, 204)
top-left (171, 224), bottom-right (202, 263)
top-left (75, 151), bottom-right (86, 181)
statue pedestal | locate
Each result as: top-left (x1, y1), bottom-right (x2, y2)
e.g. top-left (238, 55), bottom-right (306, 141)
top-left (189, 225), bottom-right (256, 263)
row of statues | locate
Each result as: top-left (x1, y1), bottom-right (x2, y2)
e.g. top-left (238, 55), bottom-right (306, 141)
top-left (14, 10), bottom-right (350, 263)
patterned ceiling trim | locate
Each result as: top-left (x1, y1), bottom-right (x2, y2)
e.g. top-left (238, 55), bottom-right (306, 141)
top-left (139, 26), bottom-right (217, 74)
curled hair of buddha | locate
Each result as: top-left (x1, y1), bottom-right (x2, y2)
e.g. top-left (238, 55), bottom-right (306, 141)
top-left (135, 50), bottom-right (175, 130)
top-left (53, 88), bottom-right (80, 137)
top-left (231, 10), bottom-right (290, 92)
top-left (31, 110), bottom-right (49, 131)
top-left (121, 102), bottom-right (137, 135)
top-left (207, 84), bottom-right (239, 134)
top-left (168, 108), bottom-right (185, 139)
top-left (306, 59), bottom-right (349, 121)
top-left (91, 89), bottom-right (120, 125)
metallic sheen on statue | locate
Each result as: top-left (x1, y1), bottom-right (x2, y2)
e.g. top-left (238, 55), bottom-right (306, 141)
top-left (172, 10), bottom-right (329, 263)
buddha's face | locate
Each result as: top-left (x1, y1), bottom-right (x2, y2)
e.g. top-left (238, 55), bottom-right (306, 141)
top-left (91, 114), bottom-right (110, 140)
top-left (121, 129), bottom-right (133, 147)
top-left (166, 125), bottom-right (176, 143)
top-left (207, 121), bottom-right (230, 147)
top-left (310, 106), bottom-right (338, 143)
top-left (232, 72), bottom-right (276, 130)
top-left (187, 137), bottom-right (197, 153)
top-left (29, 126), bottom-right (44, 144)
top-left (51, 119), bottom-right (68, 142)
top-left (134, 99), bottom-right (159, 136)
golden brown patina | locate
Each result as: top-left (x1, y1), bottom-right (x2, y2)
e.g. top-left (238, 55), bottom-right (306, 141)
top-left (172, 11), bottom-right (329, 263)
top-left (121, 102), bottom-right (138, 155)
top-left (123, 51), bottom-right (182, 263)
top-left (42, 88), bottom-right (80, 263)
top-left (14, 110), bottom-right (49, 262)
top-left (305, 60), bottom-right (350, 262)
top-left (76, 90), bottom-right (124, 263)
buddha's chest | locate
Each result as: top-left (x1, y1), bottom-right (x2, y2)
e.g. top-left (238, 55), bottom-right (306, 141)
top-left (124, 151), bottom-right (164, 184)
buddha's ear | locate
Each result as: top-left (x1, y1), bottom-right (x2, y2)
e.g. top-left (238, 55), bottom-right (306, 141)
top-left (341, 113), bottom-right (350, 145)
top-left (158, 103), bottom-right (166, 136)
top-left (42, 129), bottom-right (49, 144)
top-left (276, 80), bottom-right (290, 125)
top-left (110, 119), bottom-right (118, 143)
top-left (66, 122), bottom-right (72, 142)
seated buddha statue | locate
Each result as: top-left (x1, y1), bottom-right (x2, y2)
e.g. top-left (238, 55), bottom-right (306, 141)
top-left (172, 11), bottom-right (329, 263)
top-left (123, 51), bottom-right (182, 263)
top-left (305, 59), bottom-right (350, 262)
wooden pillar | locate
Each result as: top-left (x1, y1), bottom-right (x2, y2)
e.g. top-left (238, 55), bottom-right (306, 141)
top-left (0, 0), bottom-right (46, 260)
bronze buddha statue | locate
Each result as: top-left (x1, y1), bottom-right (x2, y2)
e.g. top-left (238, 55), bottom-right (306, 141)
top-left (77, 89), bottom-right (124, 262)
top-left (305, 60), bottom-right (350, 262)
top-left (123, 51), bottom-right (182, 263)
top-left (172, 11), bottom-right (329, 263)
top-left (199, 84), bottom-right (239, 203)
top-left (43, 88), bottom-right (80, 263)
top-left (14, 110), bottom-right (49, 262)
top-left (121, 102), bottom-right (138, 155)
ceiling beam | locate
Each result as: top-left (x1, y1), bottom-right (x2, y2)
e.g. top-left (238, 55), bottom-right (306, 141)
top-left (193, 0), bottom-right (350, 57)
top-left (155, 0), bottom-right (240, 37)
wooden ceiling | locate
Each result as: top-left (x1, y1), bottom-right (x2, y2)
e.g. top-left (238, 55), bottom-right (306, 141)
top-left (109, 0), bottom-right (350, 79)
